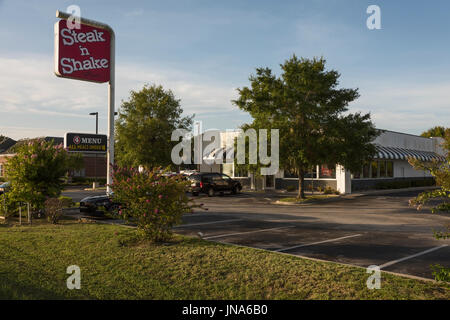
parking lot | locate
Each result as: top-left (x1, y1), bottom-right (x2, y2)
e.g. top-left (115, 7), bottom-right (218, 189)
top-left (63, 187), bottom-right (450, 280)
top-left (174, 190), bottom-right (450, 280)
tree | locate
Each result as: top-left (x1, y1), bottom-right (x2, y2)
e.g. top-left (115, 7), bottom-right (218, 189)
top-left (409, 128), bottom-right (449, 281)
top-left (115, 84), bottom-right (193, 169)
top-left (4, 138), bottom-right (83, 209)
top-left (420, 126), bottom-right (447, 138)
top-left (233, 55), bottom-right (379, 198)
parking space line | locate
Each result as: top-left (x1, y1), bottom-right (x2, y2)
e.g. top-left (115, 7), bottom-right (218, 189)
top-left (174, 219), bottom-right (243, 228)
top-left (274, 234), bottom-right (362, 252)
top-left (203, 226), bottom-right (295, 240)
top-left (379, 244), bottom-right (448, 269)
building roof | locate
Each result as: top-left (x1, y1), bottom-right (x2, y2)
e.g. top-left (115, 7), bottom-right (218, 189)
top-left (0, 136), bottom-right (63, 154)
top-left (0, 138), bottom-right (17, 154)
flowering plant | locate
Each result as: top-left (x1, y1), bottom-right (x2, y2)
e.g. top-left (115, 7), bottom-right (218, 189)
top-left (5, 138), bottom-right (82, 209)
top-left (110, 166), bottom-right (198, 241)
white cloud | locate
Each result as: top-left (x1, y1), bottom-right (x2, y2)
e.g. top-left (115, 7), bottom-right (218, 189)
top-left (124, 9), bottom-right (144, 17)
top-left (1, 53), bottom-right (449, 139)
top-left (0, 54), bottom-right (239, 138)
top-left (350, 81), bottom-right (450, 134)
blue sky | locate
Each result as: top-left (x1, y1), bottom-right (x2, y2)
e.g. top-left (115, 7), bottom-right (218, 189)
top-left (0, 0), bottom-right (449, 139)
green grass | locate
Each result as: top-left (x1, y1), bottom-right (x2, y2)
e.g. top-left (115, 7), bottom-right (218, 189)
top-left (279, 195), bottom-right (338, 203)
top-left (0, 219), bottom-right (448, 300)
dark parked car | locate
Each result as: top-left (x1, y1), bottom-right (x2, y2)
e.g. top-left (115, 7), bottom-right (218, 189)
top-left (79, 193), bottom-right (119, 215)
top-left (188, 172), bottom-right (242, 196)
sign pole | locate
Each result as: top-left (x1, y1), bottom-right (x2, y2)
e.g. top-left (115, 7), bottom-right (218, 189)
top-left (55, 11), bottom-right (115, 194)
top-left (107, 34), bottom-right (115, 195)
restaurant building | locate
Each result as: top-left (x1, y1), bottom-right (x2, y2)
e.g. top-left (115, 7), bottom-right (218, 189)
top-left (200, 129), bottom-right (447, 194)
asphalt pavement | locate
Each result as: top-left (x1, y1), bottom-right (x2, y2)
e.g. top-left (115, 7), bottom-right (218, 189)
top-left (62, 186), bottom-right (450, 280)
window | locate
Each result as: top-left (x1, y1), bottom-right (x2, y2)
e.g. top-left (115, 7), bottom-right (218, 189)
top-left (221, 174), bottom-right (231, 181)
top-left (386, 161), bottom-right (393, 177)
top-left (234, 166), bottom-right (248, 177)
top-left (353, 160), bottom-right (394, 180)
top-left (319, 165), bottom-right (336, 179)
top-left (379, 161), bottom-right (386, 178)
top-left (371, 161), bottom-right (378, 178)
top-left (284, 169), bottom-right (298, 178)
top-left (352, 170), bottom-right (361, 179)
top-left (304, 166), bottom-right (317, 179)
top-left (362, 163), bottom-right (370, 178)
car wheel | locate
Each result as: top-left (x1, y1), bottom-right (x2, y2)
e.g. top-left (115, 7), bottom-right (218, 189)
top-left (231, 186), bottom-right (238, 194)
top-left (192, 192), bottom-right (199, 196)
top-left (207, 188), bottom-right (215, 197)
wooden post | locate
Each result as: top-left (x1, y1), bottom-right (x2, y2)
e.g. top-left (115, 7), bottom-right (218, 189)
top-left (27, 202), bottom-right (31, 225)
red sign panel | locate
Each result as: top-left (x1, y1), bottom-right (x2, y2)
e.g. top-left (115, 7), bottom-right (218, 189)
top-left (54, 19), bottom-right (111, 83)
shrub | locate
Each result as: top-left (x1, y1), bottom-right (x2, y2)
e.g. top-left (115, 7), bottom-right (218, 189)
top-left (69, 177), bottom-right (107, 185)
top-left (45, 198), bottom-right (64, 224)
top-left (323, 186), bottom-right (335, 194)
top-left (110, 166), bottom-right (199, 242)
top-left (58, 196), bottom-right (74, 208)
top-left (5, 138), bottom-right (82, 210)
top-left (286, 185), bottom-right (296, 192)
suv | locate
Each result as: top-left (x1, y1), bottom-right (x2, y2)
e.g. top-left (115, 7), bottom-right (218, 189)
top-left (79, 193), bottom-right (119, 216)
top-left (188, 173), bottom-right (242, 196)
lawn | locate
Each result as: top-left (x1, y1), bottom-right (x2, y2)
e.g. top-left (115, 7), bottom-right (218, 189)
top-left (0, 219), bottom-right (448, 300)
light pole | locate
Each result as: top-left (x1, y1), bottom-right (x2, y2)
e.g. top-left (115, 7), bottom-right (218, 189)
top-left (89, 112), bottom-right (98, 134)
top-left (89, 112), bottom-right (99, 189)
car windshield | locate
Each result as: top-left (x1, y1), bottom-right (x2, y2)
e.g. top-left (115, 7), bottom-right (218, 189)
top-left (189, 175), bottom-right (201, 181)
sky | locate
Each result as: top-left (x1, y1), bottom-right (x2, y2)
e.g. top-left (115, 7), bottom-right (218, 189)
top-left (0, 0), bottom-right (449, 140)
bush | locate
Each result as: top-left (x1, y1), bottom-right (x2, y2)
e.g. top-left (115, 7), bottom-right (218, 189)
top-left (44, 198), bottom-right (64, 224)
top-left (323, 186), bottom-right (336, 194)
top-left (68, 177), bottom-right (107, 185)
top-left (286, 185), bottom-right (296, 192)
top-left (110, 166), bottom-right (199, 242)
top-left (4, 138), bottom-right (82, 209)
top-left (58, 196), bottom-right (74, 208)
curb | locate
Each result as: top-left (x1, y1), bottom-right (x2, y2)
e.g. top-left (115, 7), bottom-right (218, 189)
top-left (345, 186), bottom-right (439, 199)
top-left (272, 195), bottom-right (342, 206)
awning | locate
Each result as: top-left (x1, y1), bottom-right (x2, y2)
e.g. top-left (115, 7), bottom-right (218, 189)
top-left (375, 145), bottom-right (446, 162)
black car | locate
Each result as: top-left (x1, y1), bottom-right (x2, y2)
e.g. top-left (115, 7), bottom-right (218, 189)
top-left (79, 194), bottom-right (118, 215)
top-left (188, 172), bottom-right (242, 196)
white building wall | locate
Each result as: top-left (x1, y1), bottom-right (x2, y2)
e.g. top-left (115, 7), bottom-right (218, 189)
top-left (393, 160), bottom-right (431, 178)
top-left (373, 130), bottom-right (434, 151)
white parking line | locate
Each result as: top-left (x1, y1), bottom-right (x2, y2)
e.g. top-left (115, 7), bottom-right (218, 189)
top-left (203, 226), bottom-right (295, 240)
top-left (174, 219), bottom-right (243, 228)
top-left (274, 234), bottom-right (362, 252)
top-left (379, 244), bottom-right (449, 269)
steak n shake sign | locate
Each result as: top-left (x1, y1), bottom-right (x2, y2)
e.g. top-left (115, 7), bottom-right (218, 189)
top-left (55, 10), bottom-right (115, 193)
top-left (54, 19), bottom-right (111, 82)
top-left (65, 133), bottom-right (107, 153)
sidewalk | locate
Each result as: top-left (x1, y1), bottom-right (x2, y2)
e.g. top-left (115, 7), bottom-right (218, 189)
top-left (344, 186), bottom-right (439, 198)
top-left (245, 186), bottom-right (439, 205)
